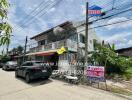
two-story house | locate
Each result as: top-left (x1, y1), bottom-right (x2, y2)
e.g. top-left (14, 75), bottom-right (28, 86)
top-left (26, 21), bottom-right (100, 71)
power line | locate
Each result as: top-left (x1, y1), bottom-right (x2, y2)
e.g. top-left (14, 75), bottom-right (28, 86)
top-left (27, 18), bottom-right (132, 47)
top-left (13, 0), bottom-right (55, 32)
top-left (24, 0), bottom-right (63, 26)
top-left (20, 0), bottom-right (48, 25)
top-left (90, 18), bottom-right (132, 29)
top-left (14, 0), bottom-right (62, 33)
top-left (12, 0), bottom-right (132, 42)
top-left (34, 1), bottom-right (132, 31)
top-left (77, 18), bottom-right (132, 34)
top-left (21, 0), bottom-right (55, 27)
top-left (15, 4), bottom-right (132, 39)
top-left (90, 7), bottom-right (132, 23)
top-left (15, 0), bottom-right (112, 31)
top-left (74, 7), bottom-right (132, 28)
top-left (14, 0), bottom-right (130, 33)
top-left (27, 6), bottom-right (132, 46)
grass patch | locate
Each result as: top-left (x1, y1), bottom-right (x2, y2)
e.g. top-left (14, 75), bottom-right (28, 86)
top-left (124, 68), bottom-right (132, 81)
top-left (111, 86), bottom-right (132, 96)
top-left (90, 83), bottom-right (132, 97)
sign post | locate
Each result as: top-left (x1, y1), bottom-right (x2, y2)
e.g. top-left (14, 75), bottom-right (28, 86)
top-left (86, 66), bottom-right (107, 90)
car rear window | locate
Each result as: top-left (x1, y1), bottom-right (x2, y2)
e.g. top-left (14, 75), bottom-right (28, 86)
top-left (35, 62), bottom-right (44, 66)
top-left (8, 61), bottom-right (17, 65)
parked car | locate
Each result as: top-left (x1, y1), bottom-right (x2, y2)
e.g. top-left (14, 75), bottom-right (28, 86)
top-left (0, 63), bottom-right (4, 68)
top-left (2, 61), bottom-right (18, 70)
top-left (15, 61), bottom-right (52, 83)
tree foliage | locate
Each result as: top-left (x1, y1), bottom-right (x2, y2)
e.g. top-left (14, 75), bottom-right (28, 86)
top-left (0, 0), bottom-right (12, 45)
top-left (90, 40), bottom-right (132, 74)
top-left (11, 45), bottom-right (24, 55)
top-left (0, 54), bottom-right (10, 63)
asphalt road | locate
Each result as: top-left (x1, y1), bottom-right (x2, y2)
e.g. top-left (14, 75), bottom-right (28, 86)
top-left (0, 69), bottom-right (131, 100)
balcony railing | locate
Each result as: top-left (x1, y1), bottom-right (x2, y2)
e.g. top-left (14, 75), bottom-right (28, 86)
top-left (29, 39), bottom-right (77, 53)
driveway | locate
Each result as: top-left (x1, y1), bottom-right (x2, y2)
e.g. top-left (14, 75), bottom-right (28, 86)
top-left (0, 69), bottom-right (131, 100)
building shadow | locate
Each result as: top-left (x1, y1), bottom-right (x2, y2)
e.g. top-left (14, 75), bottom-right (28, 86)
top-left (2, 69), bottom-right (15, 72)
top-left (16, 77), bottom-right (53, 87)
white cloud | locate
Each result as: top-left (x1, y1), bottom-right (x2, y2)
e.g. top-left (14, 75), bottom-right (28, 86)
top-left (100, 31), bottom-right (132, 49)
top-left (116, 43), bottom-right (126, 48)
top-left (101, 32), bottom-right (132, 44)
top-left (81, 5), bottom-right (85, 15)
top-left (105, 17), bottom-right (132, 30)
top-left (127, 40), bottom-right (132, 46)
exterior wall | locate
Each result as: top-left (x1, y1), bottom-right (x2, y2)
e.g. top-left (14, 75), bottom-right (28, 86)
top-left (29, 21), bottom-right (100, 54)
top-left (33, 34), bottom-right (48, 42)
top-left (58, 52), bottom-right (77, 72)
top-left (73, 21), bottom-right (100, 52)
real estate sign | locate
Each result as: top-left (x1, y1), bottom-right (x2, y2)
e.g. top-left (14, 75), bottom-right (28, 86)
top-left (86, 66), bottom-right (105, 82)
top-left (88, 5), bottom-right (102, 17)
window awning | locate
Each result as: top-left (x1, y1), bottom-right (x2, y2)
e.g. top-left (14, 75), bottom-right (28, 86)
top-left (26, 50), bottom-right (57, 56)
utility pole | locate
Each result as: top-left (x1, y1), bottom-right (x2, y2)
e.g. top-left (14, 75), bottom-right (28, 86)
top-left (23, 36), bottom-right (28, 62)
top-left (85, 2), bottom-right (89, 69)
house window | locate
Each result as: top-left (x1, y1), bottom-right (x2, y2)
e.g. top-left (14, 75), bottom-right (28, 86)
top-left (80, 34), bottom-right (85, 43)
top-left (69, 34), bottom-right (77, 42)
top-left (39, 40), bottom-right (47, 45)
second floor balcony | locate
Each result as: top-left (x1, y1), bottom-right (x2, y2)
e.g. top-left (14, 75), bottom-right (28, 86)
top-left (29, 39), bottom-right (78, 53)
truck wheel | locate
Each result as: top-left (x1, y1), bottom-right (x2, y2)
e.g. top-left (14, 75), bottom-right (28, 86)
top-left (25, 73), bottom-right (31, 83)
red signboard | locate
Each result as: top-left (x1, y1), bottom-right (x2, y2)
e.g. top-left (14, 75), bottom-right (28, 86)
top-left (87, 66), bottom-right (105, 77)
top-left (87, 66), bottom-right (105, 82)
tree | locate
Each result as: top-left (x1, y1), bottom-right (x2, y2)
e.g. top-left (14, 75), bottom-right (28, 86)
top-left (0, 0), bottom-right (12, 46)
top-left (0, 54), bottom-right (10, 63)
top-left (17, 46), bottom-right (23, 54)
top-left (12, 48), bottom-right (17, 54)
top-left (90, 40), bottom-right (131, 75)
top-left (11, 45), bottom-right (24, 55)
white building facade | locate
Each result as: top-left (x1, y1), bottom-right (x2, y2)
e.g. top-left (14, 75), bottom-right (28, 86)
top-left (27, 21), bottom-right (100, 72)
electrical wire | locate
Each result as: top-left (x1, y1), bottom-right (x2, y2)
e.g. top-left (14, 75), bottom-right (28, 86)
top-left (20, 0), bottom-right (50, 25)
top-left (24, 0), bottom-right (63, 26)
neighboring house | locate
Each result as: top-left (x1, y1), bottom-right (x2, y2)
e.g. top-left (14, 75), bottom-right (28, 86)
top-left (116, 47), bottom-right (132, 57)
top-left (26, 21), bottom-right (100, 71)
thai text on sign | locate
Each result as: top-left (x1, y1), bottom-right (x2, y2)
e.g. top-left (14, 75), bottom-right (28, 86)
top-left (87, 66), bottom-right (105, 77)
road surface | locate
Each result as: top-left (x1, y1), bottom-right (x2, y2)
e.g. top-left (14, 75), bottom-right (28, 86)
top-left (0, 69), bottom-right (131, 100)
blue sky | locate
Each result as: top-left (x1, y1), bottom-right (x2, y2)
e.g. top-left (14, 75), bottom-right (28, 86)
top-left (2, 0), bottom-right (132, 51)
